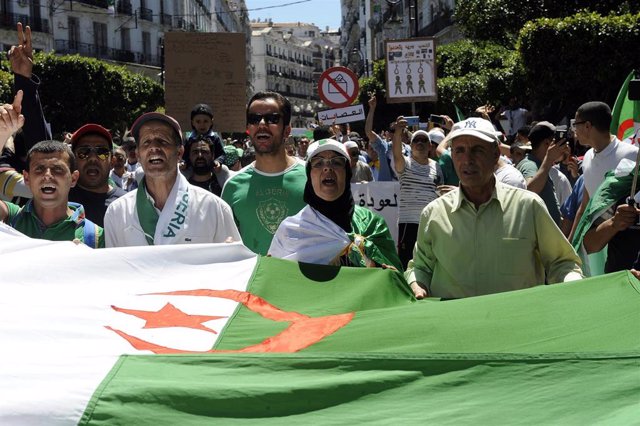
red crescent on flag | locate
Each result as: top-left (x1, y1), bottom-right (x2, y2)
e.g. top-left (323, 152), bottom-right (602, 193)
top-left (617, 118), bottom-right (634, 140)
top-left (106, 289), bottom-right (354, 354)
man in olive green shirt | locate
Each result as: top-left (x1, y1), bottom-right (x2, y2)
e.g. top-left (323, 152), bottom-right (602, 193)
top-left (0, 140), bottom-right (104, 248)
top-left (406, 118), bottom-right (582, 299)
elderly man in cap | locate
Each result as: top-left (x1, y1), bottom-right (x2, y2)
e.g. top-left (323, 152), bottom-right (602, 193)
top-left (68, 124), bottom-right (126, 227)
top-left (406, 117), bottom-right (582, 300)
top-left (516, 121), bottom-right (569, 226)
top-left (104, 112), bottom-right (240, 247)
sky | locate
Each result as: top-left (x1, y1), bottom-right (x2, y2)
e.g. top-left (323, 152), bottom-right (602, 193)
top-left (244, 0), bottom-right (342, 31)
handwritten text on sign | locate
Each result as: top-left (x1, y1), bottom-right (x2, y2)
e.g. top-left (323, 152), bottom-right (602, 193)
top-left (351, 182), bottom-right (400, 244)
top-left (318, 104), bottom-right (365, 125)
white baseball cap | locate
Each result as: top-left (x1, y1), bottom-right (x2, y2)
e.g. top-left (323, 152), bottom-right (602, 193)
top-left (447, 118), bottom-right (499, 144)
top-left (306, 138), bottom-right (349, 160)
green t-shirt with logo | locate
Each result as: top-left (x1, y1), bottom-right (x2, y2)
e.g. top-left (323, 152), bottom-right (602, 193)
top-left (3, 200), bottom-right (105, 248)
top-left (222, 161), bottom-right (307, 255)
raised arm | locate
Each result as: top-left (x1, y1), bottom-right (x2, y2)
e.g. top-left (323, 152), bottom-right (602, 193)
top-left (525, 142), bottom-right (568, 194)
top-left (10, 23), bottom-right (51, 147)
top-left (391, 116), bottom-right (407, 174)
top-left (0, 91), bottom-right (25, 152)
top-left (365, 93), bottom-right (379, 142)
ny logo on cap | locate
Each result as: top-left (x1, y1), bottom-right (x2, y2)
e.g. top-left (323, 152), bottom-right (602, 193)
top-left (465, 120), bottom-right (477, 129)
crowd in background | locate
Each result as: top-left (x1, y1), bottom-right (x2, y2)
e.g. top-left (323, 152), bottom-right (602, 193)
top-left (2, 23), bottom-right (639, 299)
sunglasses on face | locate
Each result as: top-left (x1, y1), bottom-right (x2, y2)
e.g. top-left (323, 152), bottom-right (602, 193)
top-left (246, 112), bottom-right (282, 125)
top-left (309, 156), bottom-right (348, 169)
top-left (76, 146), bottom-right (111, 161)
top-left (412, 138), bottom-right (429, 144)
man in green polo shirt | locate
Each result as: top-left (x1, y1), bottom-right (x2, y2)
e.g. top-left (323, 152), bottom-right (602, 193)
top-left (0, 140), bottom-right (104, 247)
top-left (406, 117), bottom-right (581, 299)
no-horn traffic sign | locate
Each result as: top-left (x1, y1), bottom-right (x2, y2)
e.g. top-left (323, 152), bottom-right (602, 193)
top-left (318, 66), bottom-right (360, 108)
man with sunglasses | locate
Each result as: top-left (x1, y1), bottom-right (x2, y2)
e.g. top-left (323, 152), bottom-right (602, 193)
top-left (222, 91), bottom-right (307, 255)
top-left (68, 124), bottom-right (126, 227)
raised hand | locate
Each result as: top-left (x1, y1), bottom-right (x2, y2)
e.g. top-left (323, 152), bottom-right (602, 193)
top-left (368, 93), bottom-right (377, 109)
top-left (0, 90), bottom-right (25, 135)
top-left (0, 91), bottom-right (24, 152)
top-left (8, 22), bottom-right (33, 78)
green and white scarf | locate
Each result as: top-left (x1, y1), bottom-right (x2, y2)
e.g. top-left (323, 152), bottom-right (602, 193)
top-left (136, 173), bottom-right (190, 245)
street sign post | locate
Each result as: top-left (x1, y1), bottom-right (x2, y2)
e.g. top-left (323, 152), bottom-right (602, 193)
top-left (318, 66), bottom-right (360, 108)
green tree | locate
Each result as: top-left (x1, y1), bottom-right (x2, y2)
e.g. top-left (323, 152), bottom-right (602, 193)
top-left (0, 53), bottom-right (163, 137)
top-left (518, 12), bottom-right (640, 119)
top-left (455, 0), bottom-right (638, 46)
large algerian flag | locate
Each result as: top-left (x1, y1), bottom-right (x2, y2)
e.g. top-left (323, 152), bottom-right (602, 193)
top-left (611, 71), bottom-right (640, 146)
top-left (1, 224), bottom-right (640, 424)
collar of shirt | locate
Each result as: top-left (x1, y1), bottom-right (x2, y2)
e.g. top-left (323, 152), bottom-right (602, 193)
top-left (451, 181), bottom-right (508, 213)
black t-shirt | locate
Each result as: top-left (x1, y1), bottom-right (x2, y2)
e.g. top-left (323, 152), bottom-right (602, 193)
top-left (188, 176), bottom-right (222, 197)
top-left (69, 185), bottom-right (126, 227)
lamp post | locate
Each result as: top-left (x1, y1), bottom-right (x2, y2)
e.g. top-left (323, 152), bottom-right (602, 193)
top-left (349, 48), bottom-right (369, 78)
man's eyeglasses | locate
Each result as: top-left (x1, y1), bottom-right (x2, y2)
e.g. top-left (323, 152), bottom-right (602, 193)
top-left (412, 138), bottom-right (429, 144)
top-left (348, 150), bottom-right (360, 158)
top-left (571, 120), bottom-right (587, 130)
top-left (75, 146), bottom-right (111, 161)
top-left (246, 112), bottom-right (282, 125)
top-left (309, 156), bottom-right (348, 169)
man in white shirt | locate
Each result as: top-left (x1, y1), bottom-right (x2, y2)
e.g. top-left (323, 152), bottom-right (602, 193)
top-left (104, 112), bottom-right (240, 247)
top-left (569, 101), bottom-right (638, 241)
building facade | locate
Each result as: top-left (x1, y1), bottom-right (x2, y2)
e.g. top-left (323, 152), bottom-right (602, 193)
top-left (0, 0), bottom-right (250, 82)
top-left (340, 0), bottom-right (460, 73)
top-left (251, 21), bottom-right (340, 128)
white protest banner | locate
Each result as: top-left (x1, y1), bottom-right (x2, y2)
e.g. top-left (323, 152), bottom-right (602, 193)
top-left (351, 181), bottom-right (400, 244)
top-left (318, 104), bottom-right (365, 125)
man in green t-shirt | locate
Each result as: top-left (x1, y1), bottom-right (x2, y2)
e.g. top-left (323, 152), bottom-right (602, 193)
top-left (222, 91), bottom-right (307, 255)
top-left (0, 138), bottom-right (104, 248)
top-left (516, 121), bottom-right (567, 226)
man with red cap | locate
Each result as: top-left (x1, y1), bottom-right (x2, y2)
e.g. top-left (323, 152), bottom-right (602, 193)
top-left (68, 124), bottom-right (126, 227)
top-left (104, 112), bottom-right (240, 247)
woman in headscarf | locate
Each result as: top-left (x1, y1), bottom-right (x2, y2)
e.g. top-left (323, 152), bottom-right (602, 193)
top-left (269, 139), bottom-right (402, 270)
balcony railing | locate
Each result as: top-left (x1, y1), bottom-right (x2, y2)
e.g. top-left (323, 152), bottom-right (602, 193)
top-left (173, 17), bottom-right (186, 29)
top-left (54, 39), bottom-right (161, 67)
top-left (0, 12), bottom-right (49, 33)
top-left (117, 1), bottom-right (133, 15)
top-left (138, 7), bottom-right (153, 22)
top-left (160, 13), bottom-right (172, 26)
top-left (78, 0), bottom-right (109, 8)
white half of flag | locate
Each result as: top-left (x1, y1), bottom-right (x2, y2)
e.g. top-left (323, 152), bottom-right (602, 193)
top-left (0, 223), bottom-right (257, 425)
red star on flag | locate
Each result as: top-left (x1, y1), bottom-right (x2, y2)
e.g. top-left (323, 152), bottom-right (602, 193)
top-left (112, 303), bottom-right (225, 334)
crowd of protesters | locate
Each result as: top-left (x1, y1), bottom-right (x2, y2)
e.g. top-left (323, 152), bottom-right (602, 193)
top-left (2, 23), bottom-right (639, 297)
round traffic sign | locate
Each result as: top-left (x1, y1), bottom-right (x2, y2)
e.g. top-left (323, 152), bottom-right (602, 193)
top-left (318, 66), bottom-right (360, 108)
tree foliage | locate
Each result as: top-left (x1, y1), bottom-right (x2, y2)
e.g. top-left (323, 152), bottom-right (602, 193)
top-left (0, 53), bottom-right (164, 138)
top-left (455, 0), bottom-right (638, 46)
top-left (435, 40), bottom-right (526, 116)
top-left (518, 12), bottom-right (640, 119)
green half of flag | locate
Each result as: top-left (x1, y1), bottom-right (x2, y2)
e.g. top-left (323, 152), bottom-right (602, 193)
top-left (79, 255), bottom-right (640, 424)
